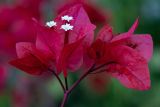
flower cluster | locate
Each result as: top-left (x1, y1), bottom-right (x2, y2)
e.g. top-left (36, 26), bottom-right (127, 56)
top-left (86, 19), bottom-right (153, 90)
top-left (9, 4), bottom-right (153, 107)
top-left (46, 15), bottom-right (74, 31)
top-left (10, 4), bottom-right (153, 91)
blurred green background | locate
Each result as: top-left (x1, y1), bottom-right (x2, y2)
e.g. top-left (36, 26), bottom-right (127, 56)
top-left (0, 0), bottom-right (160, 107)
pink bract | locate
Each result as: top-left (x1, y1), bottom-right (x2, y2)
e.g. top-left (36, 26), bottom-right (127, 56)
top-left (85, 18), bottom-right (153, 90)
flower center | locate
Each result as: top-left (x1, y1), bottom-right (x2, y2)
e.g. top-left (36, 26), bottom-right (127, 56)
top-left (60, 15), bottom-right (74, 31)
top-left (46, 21), bottom-right (57, 27)
top-left (61, 15), bottom-right (73, 22)
top-left (45, 15), bottom-right (74, 31)
top-left (61, 23), bottom-right (73, 31)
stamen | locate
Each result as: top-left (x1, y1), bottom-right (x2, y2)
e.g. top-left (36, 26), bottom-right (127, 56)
top-left (61, 23), bottom-right (74, 31)
top-left (61, 15), bottom-right (73, 22)
top-left (46, 21), bottom-right (57, 27)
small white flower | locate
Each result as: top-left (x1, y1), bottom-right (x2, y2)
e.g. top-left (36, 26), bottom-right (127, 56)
top-left (61, 15), bottom-right (73, 22)
top-left (46, 21), bottom-right (57, 27)
top-left (61, 23), bottom-right (74, 31)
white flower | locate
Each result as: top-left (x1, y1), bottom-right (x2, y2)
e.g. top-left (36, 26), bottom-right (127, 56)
top-left (61, 15), bottom-right (73, 22)
top-left (61, 23), bottom-right (74, 31)
top-left (46, 21), bottom-right (57, 27)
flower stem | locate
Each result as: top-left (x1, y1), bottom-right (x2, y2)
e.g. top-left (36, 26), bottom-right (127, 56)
top-left (65, 77), bottom-right (68, 90)
top-left (60, 65), bottom-right (95, 107)
top-left (48, 68), bottom-right (66, 93)
top-left (60, 62), bottom-right (114, 107)
top-left (67, 64), bottom-right (95, 94)
top-left (60, 92), bottom-right (68, 107)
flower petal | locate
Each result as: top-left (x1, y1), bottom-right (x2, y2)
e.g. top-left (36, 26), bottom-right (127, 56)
top-left (36, 25), bottom-right (63, 60)
top-left (16, 42), bottom-right (35, 58)
top-left (125, 34), bottom-right (153, 62)
top-left (128, 18), bottom-right (139, 34)
top-left (106, 45), bottom-right (150, 90)
top-left (10, 55), bottom-right (47, 76)
top-left (57, 38), bottom-right (84, 76)
top-left (68, 5), bottom-right (96, 45)
top-left (16, 42), bottom-right (53, 67)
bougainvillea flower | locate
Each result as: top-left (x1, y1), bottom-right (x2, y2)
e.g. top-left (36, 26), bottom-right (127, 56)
top-left (10, 5), bottom-right (95, 77)
top-left (86, 18), bottom-right (153, 90)
top-left (0, 6), bottom-right (36, 56)
top-left (15, 0), bottom-right (44, 20)
top-left (0, 0), bottom-right (44, 57)
top-left (40, 4), bottom-right (95, 76)
top-left (57, 0), bottom-right (110, 25)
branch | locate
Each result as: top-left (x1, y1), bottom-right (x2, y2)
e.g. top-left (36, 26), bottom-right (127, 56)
top-left (67, 64), bottom-right (95, 94)
top-left (89, 69), bottom-right (107, 74)
top-left (67, 62), bottom-right (115, 94)
top-left (60, 93), bottom-right (68, 107)
top-left (48, 68), bottom-right (66, 93)
top-left (65, 77), bottom-right (68, 90)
